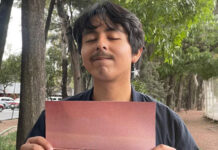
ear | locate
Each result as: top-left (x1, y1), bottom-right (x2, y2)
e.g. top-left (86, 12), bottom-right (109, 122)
top-left (132, 47), bottom-right (143, 63)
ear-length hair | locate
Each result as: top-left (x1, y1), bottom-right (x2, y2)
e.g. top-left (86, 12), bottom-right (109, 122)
top-left (73, 1), bottom-right (145, 54)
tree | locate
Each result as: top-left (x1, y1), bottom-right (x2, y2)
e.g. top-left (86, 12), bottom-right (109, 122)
top-left (0, 0), bottom-right (14, 68)
top-left (215, 0), bottom-right (218, 14)
top-left (45, 0), bottom-right (55, 42)
top-left (115, 0), bottom-right (216, 110)
top-left (46, 45), bottom-right (62, 97)
top-left (0, 54), bottom-right (21, 95)
top-left (16, 0), bottom-right (46, 149)
top-left (43, 0), bottom-right (99, 96)
top-left (115, 0), bottom-right (215, 63)
top-left (133, 60), bottom-right (167, 103)
top-left (44, 1), bottom-right (67, 97)
top-left (175, 75), bottom-right (184, 111)
top-left (157, 9), bottom-right (218, 110)
top-left (61, 37), bottom-right (68, 98)
top-left (44, 2), bottom-right (74, 98)
top-left (56, 0), bottom-right (84, 94)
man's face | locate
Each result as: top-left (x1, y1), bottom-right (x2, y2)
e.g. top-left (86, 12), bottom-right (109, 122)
top-left (81, 17), bottom-right (136, 82)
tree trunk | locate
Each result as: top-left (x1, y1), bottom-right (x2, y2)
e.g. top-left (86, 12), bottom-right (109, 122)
top-left (138, 43), bottom-right (155, 71)
top-left (3, 85), bottom-right (7, 96)
top-left (56, 0), bottom-right (84, 95)
top-left (192, 74), bottom-right (198, 108)
top-left (146, 44), bottom-right (156, 58)
top-left (214, 0), bottom-right (218, 15)
top-left (62, 57), bottom-right (68, 98)
top-left (85, 74), bottom-right (92, 90)
top-left (186, 74), bottom-right (195, 110)
top-left (196, 76), bottom-right (204, 110)
top-left (61, 36), bottom-right (68, 98)
top-left (176, 75), bottom-right (184, 112)
top-left (0, 0), bottom-right (14, 68)
top-left (166, 75), bottom-right (175, 108)
top-left (16, 0), bottom-right (46, 149)
top-left (82, 69), bottom-right (92, 90)
top-left (45, 0), bottom-right (55, 42)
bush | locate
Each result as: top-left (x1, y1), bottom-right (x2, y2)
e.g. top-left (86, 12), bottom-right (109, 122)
top-left (133, 61), bottom-right (167, 102)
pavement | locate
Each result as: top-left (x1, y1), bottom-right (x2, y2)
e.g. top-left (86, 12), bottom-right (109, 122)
top-left (0, 109), bottom-right (19, 121)
top-left (178, 110), bottom-right (218, 150)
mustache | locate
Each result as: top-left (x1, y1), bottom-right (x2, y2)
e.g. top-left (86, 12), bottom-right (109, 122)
top-left (90, 51), bottom-right (114, 61)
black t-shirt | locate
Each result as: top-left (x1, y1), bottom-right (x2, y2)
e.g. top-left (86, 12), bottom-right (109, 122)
top-left (27, 88), bottom-right (199, 150)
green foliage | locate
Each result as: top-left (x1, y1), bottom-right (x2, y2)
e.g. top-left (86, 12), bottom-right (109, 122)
top-left (158, 13), bottom-right (218, 80)
top-left (133, 61), bottom-right (167, 102)
top-left (158, 48), bottom-right (213, 79)
top-left (114, 0), bottom-right (216, 102)
top-left (132, 78), bottom-right (148, 94)
top-left (0, 131), bottom-right (16, 150)
top-left (46, 44), bottom-right (62, 96)
top-left (0, 55), bottom-right (21, 91)
top-left (114, 0), bottom-right (215, 63)
top-left (44, 0), bottom-right (218, 105)
top-left (185, 14), bottom-right (218, 79)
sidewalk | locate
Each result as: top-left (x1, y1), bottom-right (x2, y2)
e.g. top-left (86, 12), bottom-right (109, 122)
top-left (0, 119), bottom-right (17, 133)
top-left (178, 110), bottom-right (218, 150)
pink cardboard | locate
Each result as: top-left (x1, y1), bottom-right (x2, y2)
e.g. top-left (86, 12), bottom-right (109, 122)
top-left (46, 101), bottom-right (156, 150)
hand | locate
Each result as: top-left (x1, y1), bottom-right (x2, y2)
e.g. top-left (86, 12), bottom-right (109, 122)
top-left (152, 144), bottom-right (176, 150)
top-left (20, 136), bottom-right (53, 150)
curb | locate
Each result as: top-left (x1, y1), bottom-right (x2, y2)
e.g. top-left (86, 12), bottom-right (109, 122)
top-left (0, 126), bottom-right (17, 136)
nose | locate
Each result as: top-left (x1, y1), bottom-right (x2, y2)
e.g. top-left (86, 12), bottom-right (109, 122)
top-left (96, 35), bottom-right (107, 51)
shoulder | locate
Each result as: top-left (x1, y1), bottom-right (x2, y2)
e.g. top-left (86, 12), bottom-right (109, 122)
top-left (139, 92), bottom-right (186, 130)
top-left (137, 92), bottom-right (198, 149)
top-left (27, 111), bottom-right (46, 139)
top-left (137, 92), bottom-right (180, 120)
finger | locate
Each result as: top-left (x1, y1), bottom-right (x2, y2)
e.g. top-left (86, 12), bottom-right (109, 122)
top-left (20, 143), bottom-right (44, 150)
top-left (26, 136), bottom-right (53, 150)
top-left (152, 144), bottom-right (176, 150)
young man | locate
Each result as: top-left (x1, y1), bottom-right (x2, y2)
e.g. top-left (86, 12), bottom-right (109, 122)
top-left (21, 1), bottom-right (198, 150)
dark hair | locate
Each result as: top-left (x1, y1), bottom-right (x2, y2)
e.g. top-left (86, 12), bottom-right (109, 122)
top-left (73, 1), bottom-right (144, 54)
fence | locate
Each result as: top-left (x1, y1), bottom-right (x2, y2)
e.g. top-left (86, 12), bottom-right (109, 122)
top-left (203, 78), bottom-right (218, 121)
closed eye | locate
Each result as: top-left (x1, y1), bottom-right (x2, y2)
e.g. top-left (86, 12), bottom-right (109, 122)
top-left (108, 37), bottom-right (121, 40)
top-left (85, 39), bottom-right (97, 43)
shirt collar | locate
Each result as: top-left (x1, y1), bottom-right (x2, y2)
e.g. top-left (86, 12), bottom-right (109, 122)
top-left (87, 86), bottom-right (144, 102)
top-left (131, 86), bottom-right (144, 102)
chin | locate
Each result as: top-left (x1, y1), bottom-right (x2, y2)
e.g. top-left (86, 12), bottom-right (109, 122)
top-left (96, 76), bottom-right (114, 82)
top-left (93, 74), bottom-right (116, 82)
top-left (91, 68), bottom-right (113, 79)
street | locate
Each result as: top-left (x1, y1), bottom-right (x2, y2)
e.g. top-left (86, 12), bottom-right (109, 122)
top-left (0, 109), bottom-right (19, 120)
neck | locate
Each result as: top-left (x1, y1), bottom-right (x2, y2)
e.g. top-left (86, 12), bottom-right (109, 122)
top-left (92, 79), bottom-right (132, 102)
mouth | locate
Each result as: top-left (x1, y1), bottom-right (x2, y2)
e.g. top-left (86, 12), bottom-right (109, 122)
top-left (90, 54), bottom-right (113, 62)
top-left (92, 56), bottom-right (112, 61)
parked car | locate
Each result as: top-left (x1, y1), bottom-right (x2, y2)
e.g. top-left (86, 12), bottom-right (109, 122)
top-left (0, 103), bottom-right (4, 112)
top-left (0, 97), bottom-right (14, 109)
top-left (9, 98), bottom-right (20, 109)
top-left (47, 96), bottom-right (62, 101)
